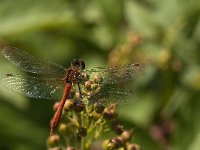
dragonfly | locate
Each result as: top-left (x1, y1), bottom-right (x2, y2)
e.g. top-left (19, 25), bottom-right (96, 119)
top-left (1, 47), bottom-right (144, 135)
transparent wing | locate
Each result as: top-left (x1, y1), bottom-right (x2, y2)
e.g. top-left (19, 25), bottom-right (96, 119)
top-left (89, 86), bottom-right (136, 106)
top-left (85, 63), bottom-right (144, 84)
top-left (1, 74), bottom-right (65, 100)
top-left (2, 47), bottom-right (66, 77)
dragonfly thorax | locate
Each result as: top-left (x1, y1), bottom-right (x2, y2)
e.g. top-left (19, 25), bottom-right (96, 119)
top-left (65, 59), bottom-right (86, 84)
top-left (65, 69), bottom-right (81, 84)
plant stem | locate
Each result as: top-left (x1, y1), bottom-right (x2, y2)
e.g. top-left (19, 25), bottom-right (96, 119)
top-left (81, 111), bottom-right (85, 150)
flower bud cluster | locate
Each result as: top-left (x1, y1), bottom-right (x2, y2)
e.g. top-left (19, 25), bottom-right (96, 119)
top-left (47, 72), bottom-right (141, 150)
top-left (104, 130), bottom-right (141, 150)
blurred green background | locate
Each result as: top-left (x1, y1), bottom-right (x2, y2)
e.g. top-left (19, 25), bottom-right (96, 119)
top-left (1, 0), bottom-right (200, 150)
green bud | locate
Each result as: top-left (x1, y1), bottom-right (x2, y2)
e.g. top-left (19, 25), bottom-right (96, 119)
top-left (47, 134), bottom-right (60, 147)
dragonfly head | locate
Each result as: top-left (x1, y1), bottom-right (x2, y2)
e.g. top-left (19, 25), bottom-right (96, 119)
top-left (71, 59), bottom-right (85, 70)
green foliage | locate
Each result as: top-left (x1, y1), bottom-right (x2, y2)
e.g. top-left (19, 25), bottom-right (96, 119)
top-left (0, 0), bottom-right (200, 149)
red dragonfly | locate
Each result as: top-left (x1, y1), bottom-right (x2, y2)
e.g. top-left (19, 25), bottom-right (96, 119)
top-left (1, 47), bottom-right (143, 135)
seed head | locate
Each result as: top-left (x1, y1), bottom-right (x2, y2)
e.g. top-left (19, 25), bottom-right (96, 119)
top-left (84, 80), bottom-right (93, 91)
top-left (103, 104), bottom-right (117, 120)
top-left (53, 102), bottom-right (60, 111)
top-left (47, 134), bottom-right (60, 147)
top-left (112, 120), bottom-right (124, 134)
top-left (63, 99), bottom-right (74, 112)
top-left (107, 136), bottom-right (124, 149)
top-left (73, 100), bottom-right (85, 112)
top-left (126, 143), bottom-right (142, 150)
top-left (93, 74), bottom-right (103, 83)
top-left (121, 130), bottom-right (133, 141)
top-left (95, 100), bottom-right (106, 113)
top-left (76, 127), bottom-right (87, 138)
top-left (58, 123), bottom-right (68, 134)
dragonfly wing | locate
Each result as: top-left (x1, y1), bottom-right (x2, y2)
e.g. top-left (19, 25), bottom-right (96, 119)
top-left (85, 63), bottom-right (144, 84)
top-left (2, 47), bottom-right (66, 77)
top-left (90, 86), bottom-right (136, 106)
top-left (1, 74), bottom-right (65, 100)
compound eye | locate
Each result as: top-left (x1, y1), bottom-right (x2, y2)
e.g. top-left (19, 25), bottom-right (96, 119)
top-left (79, 60), bottom-right (85, 70)
top-left (71, 59), bottom-right (80, 67)
top-left (71, 59), bottom-right (85, 70)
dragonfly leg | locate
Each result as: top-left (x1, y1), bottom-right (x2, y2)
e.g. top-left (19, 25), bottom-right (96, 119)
top-left (77, 83), bottom-right (83, 98)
